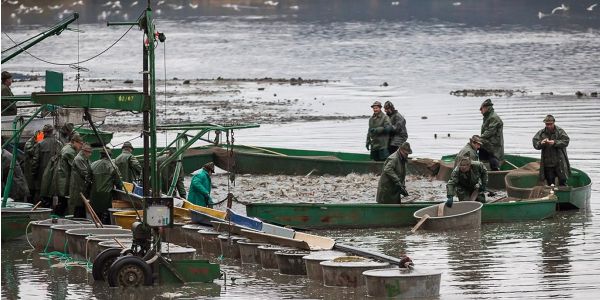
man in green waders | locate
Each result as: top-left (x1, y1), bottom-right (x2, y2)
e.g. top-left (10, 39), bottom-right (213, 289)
top-left (54, 133), bottom-right (83, 216)
top-left (366, 101), bottom-right (392, 161)
top-left (91, 148), bottom-right (122, 223)
top-left (446, 156), bottom-right (488, 207)
top-left (188, 162), bottom-right (215, 207)
top-left (114, 141), bottom-right (142, 184)
top-left (69, 143), bottom-right (93, 218)
top-left (376, 142), bottom-right (412, 204)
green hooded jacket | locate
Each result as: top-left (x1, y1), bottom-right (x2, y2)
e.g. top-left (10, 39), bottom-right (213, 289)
top-left (31, 135), bottom-right (63, 190)
top-left (446, 161), bottom-right (488, 201)
top-left (480, 107), bottom-right (504, 159)
top-left (90, 158), bottom-right (121, 217)
top-left (68, 151), bottom-right (92, 214)
top-left (366, 111), bottom-right (392, 151)
top-left (115, 151), bottom-right (142, 183)
top-left (376, 151), bottom-right (407, 204)
top-left (532, 125), bottom-right (571, 182)
top-left (387, 110), bottom-right (408, 146)
top-left (188, 169), bottom-right (213, 207)
top-left (55, 143), bottom-right (77, 197)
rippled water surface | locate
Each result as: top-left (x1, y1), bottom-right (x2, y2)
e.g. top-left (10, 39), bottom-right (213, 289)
top-left (2, 1), bottom-right (600, 299)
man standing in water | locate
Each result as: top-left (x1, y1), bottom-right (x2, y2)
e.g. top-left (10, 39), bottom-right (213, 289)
top-left (532, 115), bottom-right (570, 186)
top-left (376, 142), bottom-right (412, 204)
top-left (1, 71), bottom-right (17, 116)
top-left (384, 101), bottom-right (408, 154)
top-left (366, 101), bottom-right (392, 161)
top-left (188, 162), bottom-right (216, 207)
top-left (446, 156), bottom-right (488, 207)
top-left (479, 99), bottom-right (504, 171)
top-left (455, 135), bottom-right (482, 167)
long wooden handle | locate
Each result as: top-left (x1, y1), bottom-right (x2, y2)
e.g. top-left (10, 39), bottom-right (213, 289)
top-left (504, 160), bottom-right (518, 169)
top-left (244, 145), bottom-right (287, 156)
top-left (411, 214), bottom-right (430, 233)
top-left (30, 201), bottom-right (42, 212)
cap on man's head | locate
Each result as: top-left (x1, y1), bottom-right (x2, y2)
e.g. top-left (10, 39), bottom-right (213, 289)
top-left (400, 142), bottom-right (412, 154)
top-left (470, 135), bottom-right (482, 145)
top-left (371, 101), bottom-right (382, 108)
top-left (1, 71), bottom-right (12, 81)
top-left (203, 162), bottom-right (215, 173)
top-left (384, 101), bottom-right (395, 110)
top-left (543, 114), bottom-right (555, 124)
top-left (480, 98), bottom-right (493, 108)
top-left (70, 133), bottom-right (83, 143)
top-left (42, 124), bottom-right (54, 133)
top-left (122, 141), bottom-right (134, 150)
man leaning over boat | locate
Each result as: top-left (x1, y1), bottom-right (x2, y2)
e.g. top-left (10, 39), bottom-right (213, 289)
top-left (446, 156), bottom-right (488, 207)
top-left (376, 142), bottom-right (412, 204)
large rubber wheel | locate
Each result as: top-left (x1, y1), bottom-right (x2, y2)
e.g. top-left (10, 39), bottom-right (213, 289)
top-left (107, 256), bottom-right (153, 287)
top-left (92, 248), bottom-right (122, 281)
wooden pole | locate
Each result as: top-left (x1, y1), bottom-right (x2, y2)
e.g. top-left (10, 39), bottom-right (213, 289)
top-left (411, 214), bottom-right (430, 233)
top-left (30, 201), bottom-right (42, 212)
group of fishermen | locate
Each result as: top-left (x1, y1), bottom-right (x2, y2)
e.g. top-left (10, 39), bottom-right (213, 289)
top-left (372, 98), bottom-right (571, 207)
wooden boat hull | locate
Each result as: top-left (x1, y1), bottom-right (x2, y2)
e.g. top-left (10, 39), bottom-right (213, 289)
top-left (245, 199), bottom-right (557, 230)
top-left (210, 145), bottom-right (439, 176)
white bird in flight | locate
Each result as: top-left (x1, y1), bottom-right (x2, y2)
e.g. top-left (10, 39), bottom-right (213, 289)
top-left (538, 11), bottom-right (549, 19)
top-left (130, 1), bottom-right (138, 7)
top-left (551, 4), bottom-right (568, 14)
top-left (453, 2), bottom-right (462, 6)
top-left (48, 4), bottom-right (63, 10)
top-left (391, 1), bottom-right (399, 6)
top-left (587, 3), bottom-right (598, 11)
top-left (189, 3), bottom-right (199, 9)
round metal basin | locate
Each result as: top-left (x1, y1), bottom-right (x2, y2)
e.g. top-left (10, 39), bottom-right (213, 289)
top-left (66, 228), bottom-right (132, 260)
top-left (413, 201), bottom-right (482, 231)
top-left (363, 267), bottom-right (442, 298)
top-left (30, 218), bottom-right (92, 250)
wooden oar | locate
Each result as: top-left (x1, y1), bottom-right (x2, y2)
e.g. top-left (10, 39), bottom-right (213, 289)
top-left (411, 214), bottom-right (430, 233)
top-left (30, 201), bottom-right (42, 212)
top-left (436, 203), bottom-right (445, 217)
top-left (504, 160), bottom-right (518, 169)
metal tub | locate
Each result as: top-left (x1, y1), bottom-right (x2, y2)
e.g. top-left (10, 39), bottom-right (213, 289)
top-left (51, 224), bottom-right (120, 253)
top-left (413, 201), bottom-right (482, 231)
top-left (66, 228), bottom-right (132, 260)
top-left (30, 218), bottom-right (92, 250)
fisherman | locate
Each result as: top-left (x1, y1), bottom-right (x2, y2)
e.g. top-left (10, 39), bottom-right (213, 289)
top-left (479, 99), bottom-right (504, 171)
top-left (366, 100), bottom-right (392, 161)
top-left (376, 142), bottom-right (412, 204)
top-left (455, 135), bottom-right (482, 167)
top-left (446, 156), bottom-right (488, 207)
top-left (31, 124), bottom-right (63, 206)
top-left (157, 149), bottom-right (186, 199)
top-left (91, 148), bottom-right (122, 223)
top-left (532, 115), bottom-right (571, 186)
top-left (1, 71), bottom-right (17, 116)
top-left (22, 131), bottom-right (42, 203)
top-left (384, 101), bottom-right (408, 154)
top-left (188, 162), bottom-right (216, 207)
top-left (1, 149), bottom-right (30, 202)
top-left (114, 141), bottom-right (142, 183)
top-left (57, 123), bottom-right (75, 145)
top-left (69, 143), bottom-right (93, 218)
top-left (54, 133), bottom-right (83, 216)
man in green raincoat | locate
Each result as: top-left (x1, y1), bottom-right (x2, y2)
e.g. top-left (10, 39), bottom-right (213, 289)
top-left (376, 142), bottom-right (412, 204)
top-left (54, 133), bottom-right (83, 216)
top-left (188, 162), bottom-right (215, 207)
top-left (366, 101), bottom-right (392, 161)
top-left (22, 133), bottom-right (39, 203)
top-left (31, 124), bottom-right (63, 206)
top-left (91, 148), bottom-right (122, 223)
top-left (115, 141), bottom-right (142, 183)
top-left (532, 115), bottom-right (571, 186)
top-left (69, 143), bottom-right (93, 218)
top-left (384, 101), bottom-right (408, 154)
top-left (455, 135), bottom-right (482, 167)
top-left (479, 99), bottom-right (504, 171)
top-left (157, 150), bottom-right (186, 198)
top-left (1, 71), bottom-right (17, 116)
top-left (446, 156), bottom-right (488, 207)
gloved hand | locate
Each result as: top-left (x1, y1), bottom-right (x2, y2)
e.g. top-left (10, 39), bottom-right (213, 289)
top-left (369, 128), bottom-right (376, 134)
top-left (446, 195), bottom-right (454, 208)
top-left (398, 184), bottom-right (409, 197)
top-left (383, 125), bottom-right (393, 134)
top-left (479, 185), bottom-right (486, 192)
top-left (365, 142), bottom-right (370, 151)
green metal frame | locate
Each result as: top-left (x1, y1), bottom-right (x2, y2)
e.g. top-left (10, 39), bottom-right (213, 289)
top-left (31, 90), bottom-right (146, 111)
top-left (1, 13), bottom-right (79, 63)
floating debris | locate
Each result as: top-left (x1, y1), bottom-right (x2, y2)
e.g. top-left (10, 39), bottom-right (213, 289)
top-left (450, 89), bottom-right (527, 97)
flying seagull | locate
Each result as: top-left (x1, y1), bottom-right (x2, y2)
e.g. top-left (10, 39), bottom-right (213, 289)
top-left (587, 3), bottom-right (598, 11)
top-left (551, 4), bottom-right (568, 14)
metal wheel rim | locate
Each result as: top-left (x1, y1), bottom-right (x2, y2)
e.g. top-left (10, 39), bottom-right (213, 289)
top-left (118, 264), bottom-right (145, 287)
